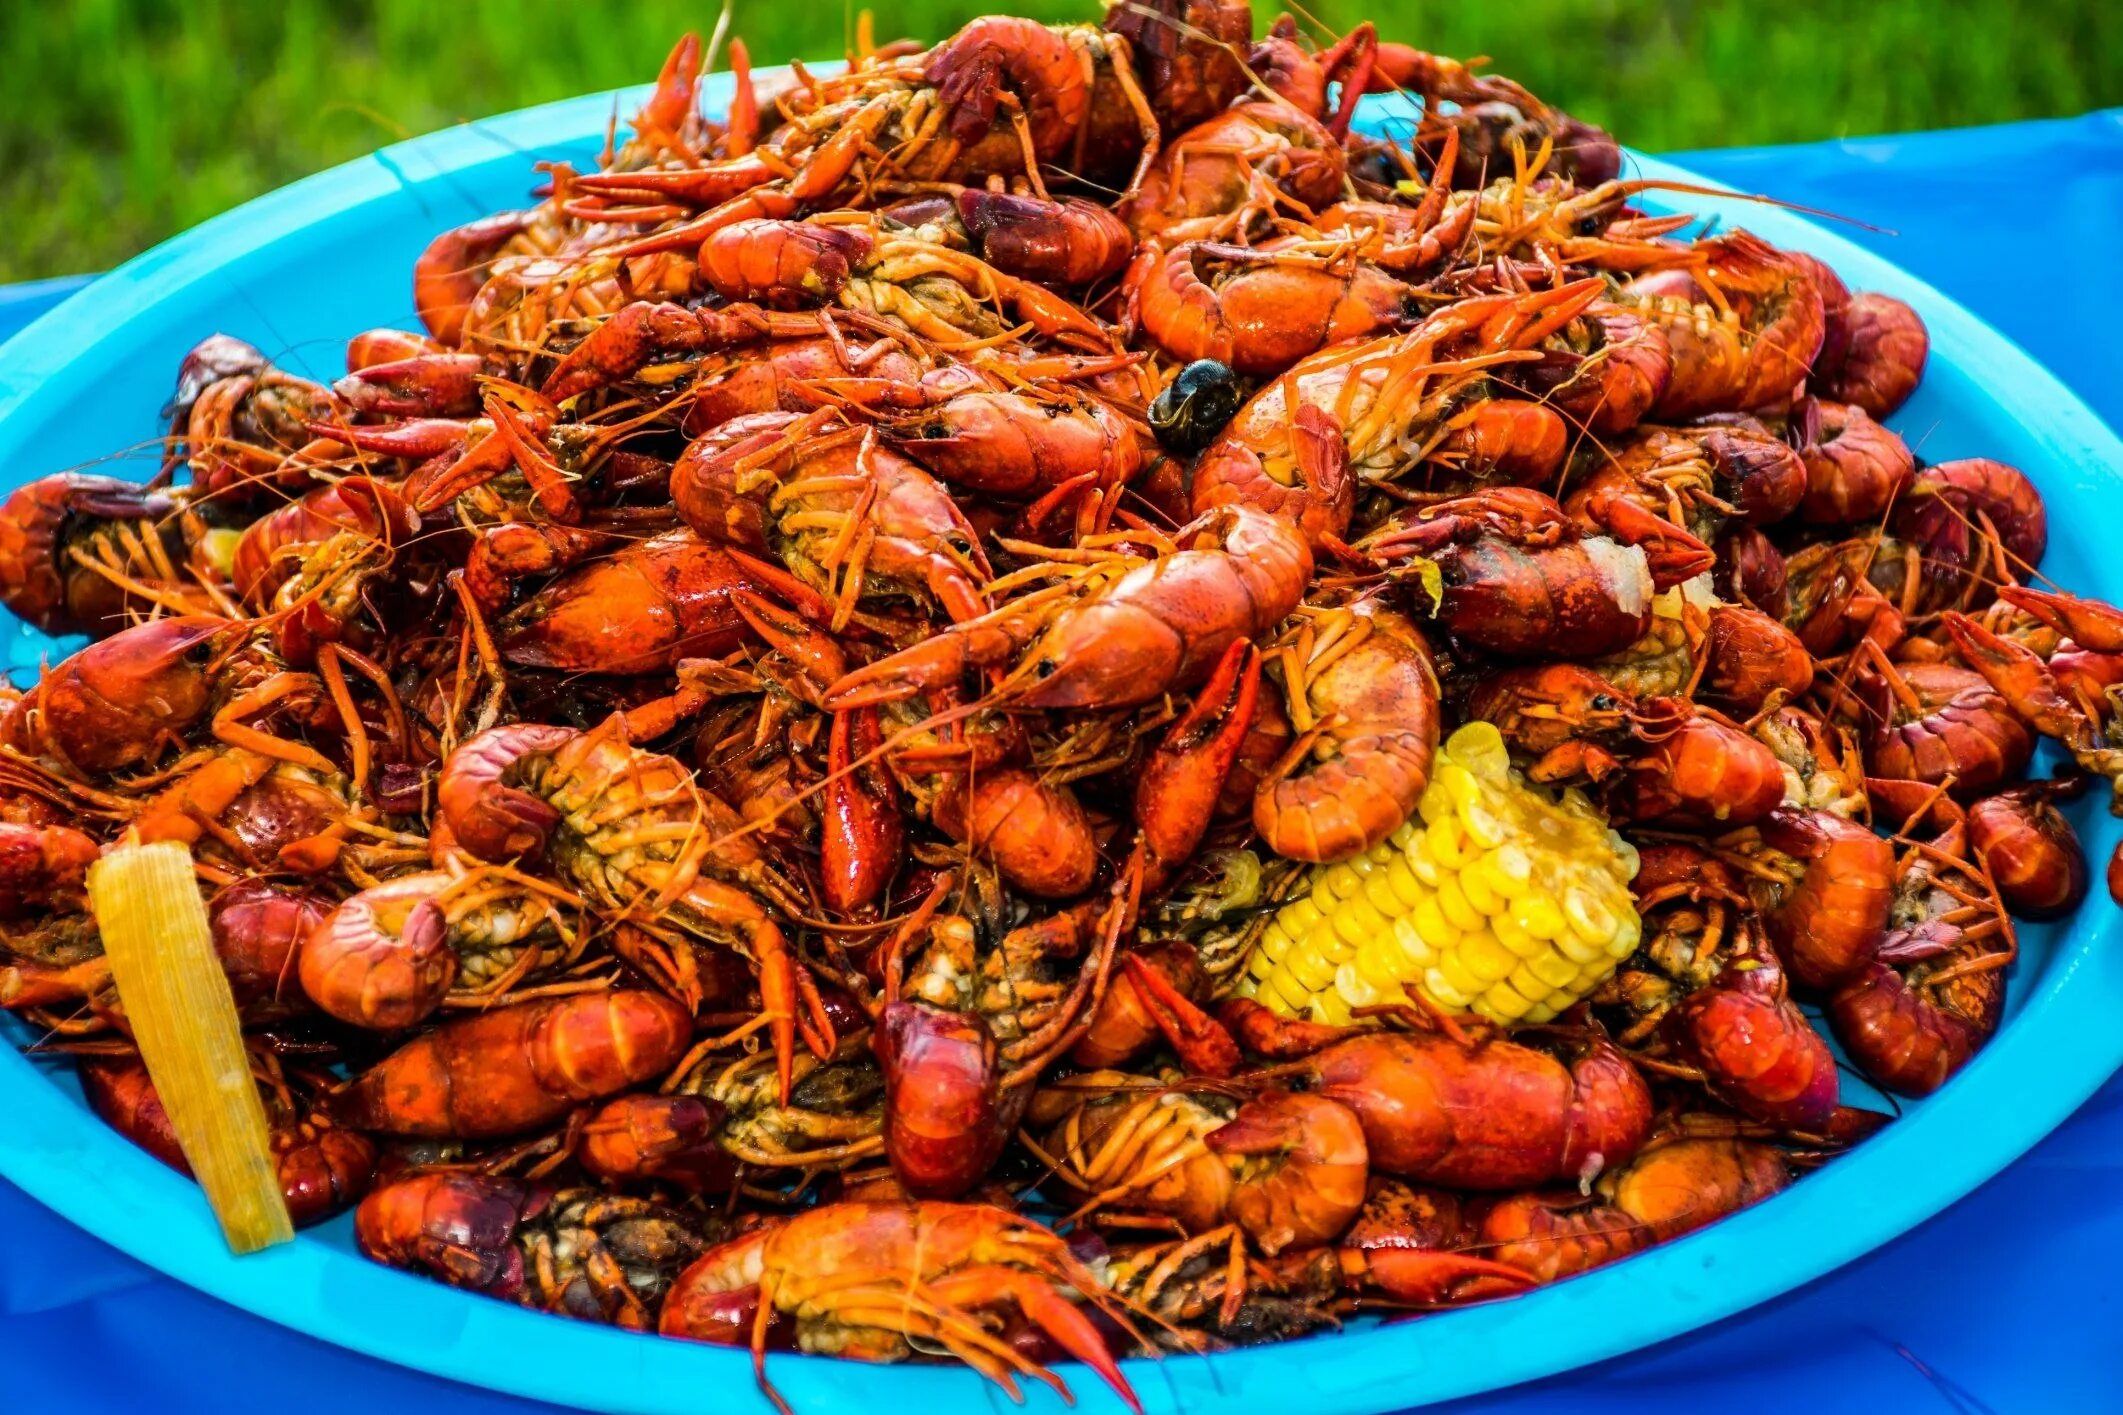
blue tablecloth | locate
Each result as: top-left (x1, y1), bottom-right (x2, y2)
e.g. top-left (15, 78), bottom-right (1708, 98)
top-left (2, 109), bottom-right (2120, 1413)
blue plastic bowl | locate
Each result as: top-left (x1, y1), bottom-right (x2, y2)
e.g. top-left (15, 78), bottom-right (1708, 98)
top-left (2, 77), bottom-right (2121, 1415)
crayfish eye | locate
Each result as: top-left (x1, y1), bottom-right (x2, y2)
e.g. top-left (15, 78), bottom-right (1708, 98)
top-left (1575, 214), bottom-right (1604, 237)
top-left (1147, 359), bottom-right (1243, 455)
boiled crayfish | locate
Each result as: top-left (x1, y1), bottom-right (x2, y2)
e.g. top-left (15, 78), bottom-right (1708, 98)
top-left (6, 6), bottom-right (2103, 1412)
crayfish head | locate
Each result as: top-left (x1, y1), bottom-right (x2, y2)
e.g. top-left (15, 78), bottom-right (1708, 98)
top-left (355, 1172), bottom-right (539, 1296)
top-left (33, 614), bottom-right (246, 772)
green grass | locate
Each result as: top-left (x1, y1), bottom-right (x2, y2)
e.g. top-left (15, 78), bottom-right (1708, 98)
top-left (4, 0), bottom-right (2117, 281)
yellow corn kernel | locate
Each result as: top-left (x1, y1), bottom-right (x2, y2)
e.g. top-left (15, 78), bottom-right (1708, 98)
top-left (1381, 859), bottom-right (1425, 910)
top-left (1505, 959), bottom-right (1554, 1000)
top-left (1525, 946), bottom-right (1583, 991)
top-left (1456, 929), bottom-right (1517, 984)
top-left (1564, 886), bottom-right (1617, 943)
top-left (1362, 870), bottom-right (1406, 918)
top-left (1352, 922), bottom-right (1404, 971)
top-left (1511, 894), bottom-right (1567, 941)
top-left (1261, 970), bottom-right (1312, 1015)
top-left (1478, 842), bottom-right (1534, 895)
top-left (1410, 894), bottom-right (1459, 950)
top-left (1457, 861), bottom-right (1502, 916)
top-left (1331, 899), bottom-right (1387, 950)
top-left (1290, 924), bottom-right (1341, 967)
top-left (1492, 907), bottom-right (1539, 955)
top-left (1420, 968), bottom-right (1471, 1010)
top-left (1477, 980), bottom-right (1538, 1023)
top-left (1283, 941), bottom-right (1341, 993)
top-left (1387, 915), bottom-right (1435, 968)
top-left (1610, 916), bottom-right (1643, 955)
top-left (1350, 963), bottom-right (1389, 1001)
top-left (1429, 815), bottom-right (1475, 869)
top-left (1447, 720), bottom-right (1514, 778)
top-left (1280, 898), bottom-right (1324, 935)
top-left (1334, 964), bottom-right (1380, 1011)
top-left (1257, 919), bottom-right (1295, 957)
top-left (1321, 863), bottom-right (1367, 899)
top-left (1245, 969), bottom-right (1277, 1005)
top-left (1457, 793), bottom-right (1511, 850)
top-left (1432, 950), bottom-right (1485, 1000)
top-left (193, 527), bottom-right (244, 581)
top-left (1360, 925), bottom-right (1421, 980)
top-left (1436, 875), bottom-right (1484, 933)
top-left (1407, 845), bottom-right (1444, 888)
top-left (1471, 868), bottom-right (1522, 917)
top-left (1312, 988), bottom-right (1354, 1025)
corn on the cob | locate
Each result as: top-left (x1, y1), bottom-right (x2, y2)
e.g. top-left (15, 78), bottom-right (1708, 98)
top-left (87, 841), bottom-right (293, 1253)
top-left (1239, 722), bottom-right (1641, 1026)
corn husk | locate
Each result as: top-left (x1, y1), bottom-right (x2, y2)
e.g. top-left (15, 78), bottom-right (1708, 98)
top-left (87, 840), bottom-right (292, 1253)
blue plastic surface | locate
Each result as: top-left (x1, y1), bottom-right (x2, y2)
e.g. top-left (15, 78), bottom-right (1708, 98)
top-left (0, 275), bottom-right (93, 328)
top-left (1669, 109), bottom-right (2123, 436)
top-left (1, 87), bottom-right (2120, 1415)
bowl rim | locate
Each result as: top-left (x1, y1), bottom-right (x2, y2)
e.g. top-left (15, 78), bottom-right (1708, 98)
top-left (2, 76), bottom-right (2121, 1415)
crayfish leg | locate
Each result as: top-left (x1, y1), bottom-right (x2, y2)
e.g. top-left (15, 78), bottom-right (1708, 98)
top-left (927, 1267), bottom-right (1144, 1415)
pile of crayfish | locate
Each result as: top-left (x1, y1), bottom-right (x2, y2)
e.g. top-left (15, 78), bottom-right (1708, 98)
top-left (4, 1), bottom-right (2116, 1408)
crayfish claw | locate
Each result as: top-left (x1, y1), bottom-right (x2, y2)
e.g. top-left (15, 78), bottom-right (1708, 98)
top-left (1120, 952), bottom-right (1242, 1077)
